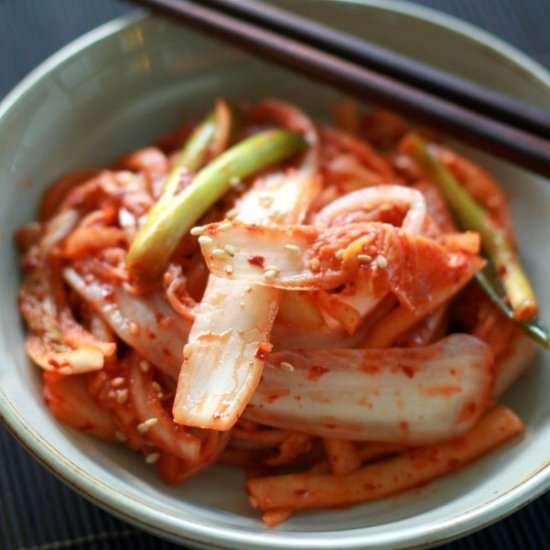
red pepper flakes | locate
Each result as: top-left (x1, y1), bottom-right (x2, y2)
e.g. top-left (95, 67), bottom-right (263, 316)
top-left (308, 365), bottom-right (329, 381)
top-left (248, 255), bottom-right (265, 268)
top-left (255, 341), bottom-right (273, 360)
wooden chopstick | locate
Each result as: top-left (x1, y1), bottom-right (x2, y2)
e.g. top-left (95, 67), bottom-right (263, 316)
top-left (127, 0), bottom-right (550, 177)
top-left (199, 0), bottom-right (550, 140)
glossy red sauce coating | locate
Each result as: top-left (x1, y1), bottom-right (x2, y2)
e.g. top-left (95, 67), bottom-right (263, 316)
top-left (103, 290), bottom-right (115, 302)
top-left (255, 349), bottom-right (268, 360)
top-left (155, 311), bottom-right (166, 325)
top-left (458, 401), bottom-right (478, 423)
top-left (265, 389), bottom-right (290, 403)
top-left (360, 364), bottom-right (380, 375)
top-left (255, 341), bottom-right (273, 360)
top-left (47, 358), bottom-right (62, 369)
top-left (422, 385), bottom-right (462, 397)
top-left (307, 365), bottom-right (329, 381)
top-left (401, 365), bottom-right (415, 378)
top-left (247, 255), bottom-right (265, 268)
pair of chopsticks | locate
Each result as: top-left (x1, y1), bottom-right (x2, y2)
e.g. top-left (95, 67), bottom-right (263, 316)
top-left (127, 0), bottom-right (550, 177)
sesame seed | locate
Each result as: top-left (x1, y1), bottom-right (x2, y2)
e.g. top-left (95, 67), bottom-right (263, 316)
top-left (110, 377), bottom-right (125, 388)
top-left (115, 431), bottom-right (127, 442)
top-left (211, 248), bottom-right (225, 257)
top-left (357, 254), bottom-right (373, 263)
top-left (304, 133), bottom-right (316, 146)
top-left (198, 235), bottom-right (214, 246)
top-left (152, 382), bottom-right (163, 397)
top-left (264, 265), bottom-right (280, 272)
top-left (377, 255), bottom-right (388, 269)
top-left (128, 322), bottom-right (139, 335)
top-left (335, 249), bottom-right (345, 260)
top-left (280, 361), bottom-right (295, 372)
top-left (224, 244), bottom-right (236, 256)
top-left (284, 244), bottom-right (301, 252)
top-left (190, 226), bottom-right (204, 236)
top-left (137, 418), bottom-right (158, 433)
top-left (259, 195), bottom-right (273, 207)
top-left (145, 452), bottom-right (160, 464)
top-left (140, 360), bottom-right (150, 373)
top-left (229, 176), bottom-right (242, 188)
top-left (225, 208), bottom-right (239, 219)
top-left (271, 210), bottom-right (286, 221)
top-left (116, 389), bottom-right (128, 404)
top-left (264, 268), bottom-right (278, 280)
top-left (218, 221), bottom-right (233, 231)
top-left (225, 265), bottom-right (234, 275)
top-left (309, 258), bottom-right (320, 271)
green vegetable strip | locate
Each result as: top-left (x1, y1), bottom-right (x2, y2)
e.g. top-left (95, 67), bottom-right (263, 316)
top-left (408, 134), bottom-right (538, 322)
top-left (162, 112), bottom-right (217, 200)
top-left (157, 102), bottom-right (238, 212)
top-left (131, 110), bottom-right (218, 270)
top-left (127, 129), bottom-right (307, 280)
top-left (476, 268), bottom-right (549, 348)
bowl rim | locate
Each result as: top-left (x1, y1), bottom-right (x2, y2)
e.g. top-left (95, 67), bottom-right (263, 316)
top-left (1, 2), bottom-right (549, 549)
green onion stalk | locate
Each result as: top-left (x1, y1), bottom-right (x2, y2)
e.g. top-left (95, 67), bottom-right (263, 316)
top-left (162, 111), bottom-right (218, 200)
top-left (476, 267), bottom-right (549, 348)
top-left (407, 134), bottom-right (548, 348)
top-left (127, 127), bottom-right (307, 281)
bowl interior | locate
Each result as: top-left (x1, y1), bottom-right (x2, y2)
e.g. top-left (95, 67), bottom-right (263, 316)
top-left (0, 1), bottom-right (549, 549)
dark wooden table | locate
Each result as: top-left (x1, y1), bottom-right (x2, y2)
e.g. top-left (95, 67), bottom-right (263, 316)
top-left (0, 1), bottom-right (548, 549)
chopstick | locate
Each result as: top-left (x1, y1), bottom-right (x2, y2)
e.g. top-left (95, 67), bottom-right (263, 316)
top-left (127, 0), bottom-right (550, 177)
top-left (199, 0), bottom-right (550, 140)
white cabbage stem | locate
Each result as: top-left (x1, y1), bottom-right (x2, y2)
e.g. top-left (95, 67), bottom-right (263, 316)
top-left (174, 100), bottom-right (320, 430)
top-left (246, 334), bottom-right (493, 445)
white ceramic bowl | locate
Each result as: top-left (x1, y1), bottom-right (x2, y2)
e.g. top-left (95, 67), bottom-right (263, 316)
top-left (0, 1), bottom-right (549, 548)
